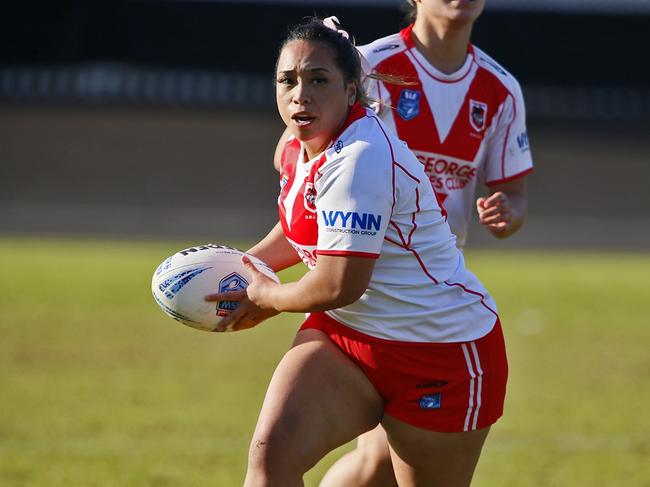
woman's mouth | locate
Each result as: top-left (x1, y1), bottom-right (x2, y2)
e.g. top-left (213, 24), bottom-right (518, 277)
top-left (292, 113), bottom-right (316, 127)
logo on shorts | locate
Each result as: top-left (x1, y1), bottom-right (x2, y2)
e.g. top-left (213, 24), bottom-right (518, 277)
top-left (418, 393), bottom-right (442, 410)
top-left (469, 100), bottom-right (487, 132)
top-left (397, 89), bottom-right (421, 121)
top-left (416, 381), bottom-right (448, 389)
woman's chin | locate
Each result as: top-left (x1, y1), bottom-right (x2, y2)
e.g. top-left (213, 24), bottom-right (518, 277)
top-left (289, 126), bottom-right (318, 143)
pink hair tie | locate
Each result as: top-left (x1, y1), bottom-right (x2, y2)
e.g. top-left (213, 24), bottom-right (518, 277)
top-left (323, 16), bottom-right (350, 39)
top-left (322, 16), bottom-right (370, 78)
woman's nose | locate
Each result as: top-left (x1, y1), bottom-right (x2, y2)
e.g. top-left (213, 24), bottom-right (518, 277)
top-left (293, 81), bottom-right (311, 104)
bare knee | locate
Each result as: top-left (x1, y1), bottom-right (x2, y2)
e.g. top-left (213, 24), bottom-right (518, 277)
top-left (327, 441), bottom-right (395, 487)
top-left (246, 430), bottom-right (306, 486)
top-left (357, 439), bottom-right (393, 475)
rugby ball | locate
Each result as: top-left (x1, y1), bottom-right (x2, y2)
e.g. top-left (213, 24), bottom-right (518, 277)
top-left (151, 244), bottom-right (279, 332)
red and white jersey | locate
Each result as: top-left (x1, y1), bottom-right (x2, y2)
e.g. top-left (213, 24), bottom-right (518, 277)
top-left (359, 25), bottom-right (534, 247)
top-left (278, 103), bottom-right (498, 343)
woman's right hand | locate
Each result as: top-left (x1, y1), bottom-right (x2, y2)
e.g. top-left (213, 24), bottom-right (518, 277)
top-left (204, 256), bottom-right (281, 332)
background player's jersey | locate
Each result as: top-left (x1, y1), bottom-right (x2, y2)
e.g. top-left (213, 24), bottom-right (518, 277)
top-left (278, 104), bottom-right (498, 343)
top-left (359, 25), bottom-right (534, 247)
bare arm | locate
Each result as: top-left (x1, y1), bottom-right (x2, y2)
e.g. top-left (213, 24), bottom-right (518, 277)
top-left (257, 254), bottom-right (375, 312)
top-left (476, 176), bottom-right (528, 239)
top-left (247, 221), bottom-right (301, 272)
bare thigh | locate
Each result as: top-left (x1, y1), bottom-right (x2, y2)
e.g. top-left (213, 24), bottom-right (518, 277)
top-left (382, 414), bottom-right (490, 487)
top-left (246, 329), bottom-right (385, 484)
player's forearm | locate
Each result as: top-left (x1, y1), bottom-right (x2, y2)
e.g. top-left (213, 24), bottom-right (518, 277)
top-left (247, 222), bottom-right (301, 271)
top-left (264, 256), bottom-right (373, 313)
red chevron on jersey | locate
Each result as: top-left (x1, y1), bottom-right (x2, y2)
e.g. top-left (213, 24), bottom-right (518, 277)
top-left (375, 36), bottom-right (509, 162)
top-left (278, 137), bottom-right (323, 247)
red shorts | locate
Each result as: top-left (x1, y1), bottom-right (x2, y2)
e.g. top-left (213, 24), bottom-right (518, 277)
top-left (300, 313), bottom-right (508, 433)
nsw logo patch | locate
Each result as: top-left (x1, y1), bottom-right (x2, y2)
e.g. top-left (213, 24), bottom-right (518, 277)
top-left (418, 393), bottom-right (442, 410)
top-left (397, 89), bottom-right (421, 121)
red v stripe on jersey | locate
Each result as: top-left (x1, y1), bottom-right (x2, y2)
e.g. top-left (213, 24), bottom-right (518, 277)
top-left (375, 28), bottom-right (511, 162)
top-left (377, 52), bottom-right (442, 149)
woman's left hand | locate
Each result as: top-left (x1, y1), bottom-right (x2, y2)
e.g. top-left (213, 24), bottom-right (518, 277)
top-left (204, 255), bottom-right (280, 332)
top-left (476, 191), bottom-right (513, 233)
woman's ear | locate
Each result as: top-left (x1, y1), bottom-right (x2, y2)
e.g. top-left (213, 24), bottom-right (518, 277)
top-left (347, 82), bottom-right (358, 106)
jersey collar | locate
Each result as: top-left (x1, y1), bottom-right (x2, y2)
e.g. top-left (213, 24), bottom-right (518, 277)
top-left (400, 24), bottom-right (475, 82)
top-left (300, 103), bottom-right (367, 164)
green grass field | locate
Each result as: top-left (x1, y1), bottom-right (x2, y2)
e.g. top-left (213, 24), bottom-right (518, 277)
top-left (1, 237), bottom-right (648, 486)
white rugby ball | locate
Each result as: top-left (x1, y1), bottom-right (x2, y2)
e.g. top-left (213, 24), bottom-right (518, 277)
top-left (151, 244), bottom-right (279, 331)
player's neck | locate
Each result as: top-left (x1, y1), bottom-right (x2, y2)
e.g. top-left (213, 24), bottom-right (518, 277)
top-left (411, 20), bottom-right (472, 75)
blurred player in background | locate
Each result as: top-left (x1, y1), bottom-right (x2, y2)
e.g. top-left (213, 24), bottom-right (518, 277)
top-left (319, 1), bottom-right (534, 485)
top-left (208, 16), bottom-right (509, 487)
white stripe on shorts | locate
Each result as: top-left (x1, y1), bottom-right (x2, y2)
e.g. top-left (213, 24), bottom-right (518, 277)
top-left (470, 342), bottom-right (484, 430)
top-left (461, 343), bottom-right (476, 431)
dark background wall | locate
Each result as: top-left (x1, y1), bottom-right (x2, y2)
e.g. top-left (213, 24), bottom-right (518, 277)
top-left (2, 2), bottom-right (648, 86)
top-left (1, 2), bottom-right (649, 249)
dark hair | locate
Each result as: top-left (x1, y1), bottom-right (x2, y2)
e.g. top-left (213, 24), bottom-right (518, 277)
top-left (401, 0), bottom-right (417, 24)
top-left (277, 17), bottom-right (365, 104)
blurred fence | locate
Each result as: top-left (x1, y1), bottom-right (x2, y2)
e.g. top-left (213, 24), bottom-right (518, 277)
top-left (1, 1), bottom-right (649, 120)
top-left (1, 2), bottom-right (649, 248)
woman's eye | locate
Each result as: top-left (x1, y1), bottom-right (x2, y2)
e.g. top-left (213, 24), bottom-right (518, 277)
top-left (312, 78), bottom-right (327, 84)
top-left (277, 78), bottom-right (294, 85)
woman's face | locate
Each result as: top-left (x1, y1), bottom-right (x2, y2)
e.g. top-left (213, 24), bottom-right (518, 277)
top-left (276, 40), bottom-right (357, 159)
top-left (417, 0), bottom-right (485, 27)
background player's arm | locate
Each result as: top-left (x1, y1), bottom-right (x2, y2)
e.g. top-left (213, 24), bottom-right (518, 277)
top-left (476, 176), bottom-right (528, 239)
top-left (480, 80), bottom-right (532, 239)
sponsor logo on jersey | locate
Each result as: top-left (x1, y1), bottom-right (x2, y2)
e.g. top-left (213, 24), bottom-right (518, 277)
top-left (280, 175), bottom-right (288, 190)
top-left (372, 43), bottom-right (400, 53)
top-left (304, 182), bottom-right (317, 213)
top-left (469, 100), bottom-right (488, 132)
top-left (516, 131), bottom-right (530, 152)
top-left (415, 151), bottom-right (477, 193)
top-left (321, 210), bottom-right (382, 236)
top-left (334, 140), bottom-right (344, 153)
top-left (418, 393), bottom-right (442, 410)
top-left (216, 272), bottom-right (248, 317)
top-left (397, 89), bottom-right (421, 121)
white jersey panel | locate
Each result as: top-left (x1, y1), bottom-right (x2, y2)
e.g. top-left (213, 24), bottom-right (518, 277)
top-left (315, 132), bottom-right (393, 257)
